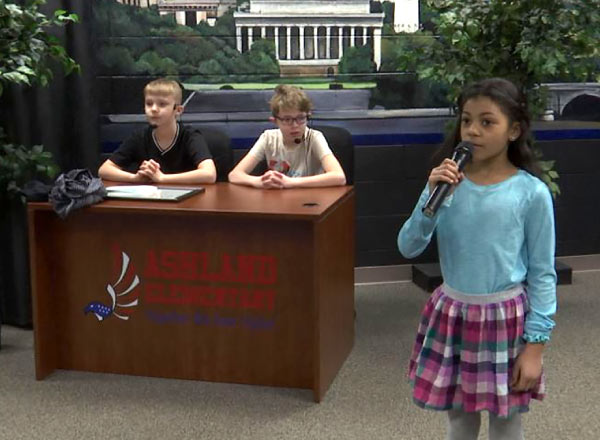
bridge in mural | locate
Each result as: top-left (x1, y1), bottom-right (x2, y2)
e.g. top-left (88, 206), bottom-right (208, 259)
top-left (545, 83), bottom-right (600, 117)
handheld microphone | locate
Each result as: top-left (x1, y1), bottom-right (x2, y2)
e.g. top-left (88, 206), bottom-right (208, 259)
top-left (294, 138), bottom-right (301, 144)
top-left (422, 141), bottom-right (474, 218)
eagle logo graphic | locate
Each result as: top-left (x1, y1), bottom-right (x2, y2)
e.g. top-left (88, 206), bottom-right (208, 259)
top-left (84, 251), bottom-right (140, 321)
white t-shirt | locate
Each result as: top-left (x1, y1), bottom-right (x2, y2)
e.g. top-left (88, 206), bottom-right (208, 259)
top-left (247, 128), bottom-right (333, 177)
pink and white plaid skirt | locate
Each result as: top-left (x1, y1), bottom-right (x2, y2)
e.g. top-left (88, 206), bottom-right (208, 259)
top-left (408, 283), bottom-right (544, 418)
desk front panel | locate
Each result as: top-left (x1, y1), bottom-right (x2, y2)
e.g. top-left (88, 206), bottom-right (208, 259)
top-left (31, 209), bottom-right (318, 389)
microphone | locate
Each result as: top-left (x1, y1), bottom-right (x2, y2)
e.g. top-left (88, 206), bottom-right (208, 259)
top-left (422, 141), bottom-right (474, 218)
top-left (294, 138), bottom-right (302, 144)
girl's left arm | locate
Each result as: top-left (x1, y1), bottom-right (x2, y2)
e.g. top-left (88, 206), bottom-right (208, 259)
top-left (511, 183), bottom-right (557, 392)
top-left (523, 182), bottom-right (557, 343)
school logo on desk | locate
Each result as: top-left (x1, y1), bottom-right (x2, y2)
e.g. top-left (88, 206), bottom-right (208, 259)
top-left (84, 251), bottom-right (140, 321)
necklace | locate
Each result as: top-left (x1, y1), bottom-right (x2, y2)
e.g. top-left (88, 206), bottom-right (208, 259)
top-left (152, 124), bottom-right (179, 155)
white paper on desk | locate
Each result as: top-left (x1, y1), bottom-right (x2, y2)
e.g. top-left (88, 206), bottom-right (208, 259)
top-left (106, 185), bottom-right (161, 198)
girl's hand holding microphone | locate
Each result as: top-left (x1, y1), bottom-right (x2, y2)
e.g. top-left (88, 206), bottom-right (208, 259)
top-left (428, 158), bottom-right (465, 194)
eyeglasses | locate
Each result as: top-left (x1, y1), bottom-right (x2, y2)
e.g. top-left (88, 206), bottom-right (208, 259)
top-left (275, 115), bottom-right (308, 126)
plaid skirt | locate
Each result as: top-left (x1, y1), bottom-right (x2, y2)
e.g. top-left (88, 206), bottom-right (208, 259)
top-left (408, 283), bottom-right (544, 418)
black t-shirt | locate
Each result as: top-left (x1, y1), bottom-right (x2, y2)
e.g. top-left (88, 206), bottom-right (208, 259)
top-left (109, 123), bottom-right (212, 174)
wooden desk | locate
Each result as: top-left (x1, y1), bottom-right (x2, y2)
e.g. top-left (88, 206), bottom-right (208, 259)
top-left (28, 183), bottom-right (354, 402)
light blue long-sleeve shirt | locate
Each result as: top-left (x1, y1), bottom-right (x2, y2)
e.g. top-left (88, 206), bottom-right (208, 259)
top-left (398, 169), bottom-right (557, 342)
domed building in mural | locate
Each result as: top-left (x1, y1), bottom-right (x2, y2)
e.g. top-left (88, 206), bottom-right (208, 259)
top-left (227, 0), bottom-right (419, 75)
top-left (233, 0), bottom-right (419, 75)
top-left (115, 0), bottom-right (420, 75)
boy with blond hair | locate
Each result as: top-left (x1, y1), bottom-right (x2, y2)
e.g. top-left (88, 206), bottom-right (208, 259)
top-left (99, 78), bottom-right (216, 184)
top-left (228, 85), bottom-right (346, 189)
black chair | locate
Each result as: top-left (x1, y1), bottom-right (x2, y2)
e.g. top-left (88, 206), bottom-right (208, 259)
top-left (250, 124), bottom-right (354, 184)
top-left (312, 124), bottom-right (354, 185)
top-left (198, 127), bottom-right (233, 182)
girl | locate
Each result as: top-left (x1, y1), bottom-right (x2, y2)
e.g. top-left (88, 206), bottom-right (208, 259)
top-left (398, 78), bottom-right (557, 440)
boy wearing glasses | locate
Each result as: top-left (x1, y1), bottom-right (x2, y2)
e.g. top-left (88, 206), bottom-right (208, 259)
top-left (228, 85), bottom-right (346, 189)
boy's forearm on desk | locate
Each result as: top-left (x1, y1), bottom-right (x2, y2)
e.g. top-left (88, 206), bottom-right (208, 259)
top-left (228, 171), bottom-right (261, 187)
top-left (290, 172), bottom-right (346, 188)
top-left (159, 169), bottom-right (216, 184)
top-left (99, 166), bottom-right (139, 183)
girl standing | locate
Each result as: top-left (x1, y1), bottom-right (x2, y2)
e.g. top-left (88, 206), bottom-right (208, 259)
top-left (398, 78), bottom-right (557, 440)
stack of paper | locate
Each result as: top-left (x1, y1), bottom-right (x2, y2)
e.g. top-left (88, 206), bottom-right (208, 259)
top-left (106, 185), bottom-right (161, 199)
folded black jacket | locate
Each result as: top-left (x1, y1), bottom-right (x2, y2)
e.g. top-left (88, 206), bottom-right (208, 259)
top-left (49, 169), bottom-right (106, 219)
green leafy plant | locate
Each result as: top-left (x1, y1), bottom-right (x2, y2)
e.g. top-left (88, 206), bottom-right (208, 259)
top-left (395, 0), bottom-right (600, 197)
top-left (0, 128), bottom-right (58, 201)
top-left (0, 0), bottom-right (79, 200)
top-left (0, 0), bottom-right (79, 94)
top-left (537, 153), bottom-right (561, 197)
top-left (398, 0), bottom-right (600, 114)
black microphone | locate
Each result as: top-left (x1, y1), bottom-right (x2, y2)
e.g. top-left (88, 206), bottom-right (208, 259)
top-left (422, 141), bottom-right (474, 218)
top-left (294, 138), bottom-right (301, 144)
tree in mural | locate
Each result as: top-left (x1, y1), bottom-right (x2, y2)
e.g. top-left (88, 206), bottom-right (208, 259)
top-left (241, 39), bottom-right (279, 78)
top-left (369, 1), bottom-right (447, 108)
top-left (392, 0), bottom-right (600, 197)
top-left (94, 0), bottom-right (280, 83)
top-left (374, 17), bottom-right (449, 109)
top-left (338, 45), bottom-right (376, 79)
top-left (395, 0), bottom-right (600, 117)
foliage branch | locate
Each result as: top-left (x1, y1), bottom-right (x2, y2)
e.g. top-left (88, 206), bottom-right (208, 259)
top-left (0, 0), bottom-right (79, 200)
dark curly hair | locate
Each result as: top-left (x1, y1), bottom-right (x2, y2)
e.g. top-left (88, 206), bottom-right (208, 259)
top-left (437, 78), bottom-right (541, 177)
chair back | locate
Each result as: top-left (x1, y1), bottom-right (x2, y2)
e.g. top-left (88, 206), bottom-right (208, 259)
top-left (199, 127), bottom-right (233, 182)
top-left (311, 125), bottom-right (354, 185)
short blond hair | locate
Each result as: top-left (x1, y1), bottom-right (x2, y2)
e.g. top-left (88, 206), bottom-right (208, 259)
top-left (144, 78), bottom-right (182, 105)
top-left (269, 85), bottom-right (312, 116)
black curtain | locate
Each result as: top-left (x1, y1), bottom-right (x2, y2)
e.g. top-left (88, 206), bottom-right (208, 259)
top-left (0, 0), bottom-right (99, 327)
top-left (2, 0), bottom-right (100, 172)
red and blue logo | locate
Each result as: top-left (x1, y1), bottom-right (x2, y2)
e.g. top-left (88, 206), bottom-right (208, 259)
top-left (84, 251), bottom-right (140, 321)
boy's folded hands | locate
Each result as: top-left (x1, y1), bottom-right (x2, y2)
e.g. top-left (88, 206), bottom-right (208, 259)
top-left (137, 159), bottom-right (163, 182)
top-left (259, 170), bottom-right (294, 189)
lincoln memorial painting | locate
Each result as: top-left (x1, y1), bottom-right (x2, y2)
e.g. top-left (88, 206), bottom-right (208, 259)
top-left (94, 0), bottom-right (439, 113)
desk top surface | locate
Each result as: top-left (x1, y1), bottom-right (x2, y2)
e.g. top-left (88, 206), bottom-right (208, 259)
top-left (29, 182), bottom-right (354, 220)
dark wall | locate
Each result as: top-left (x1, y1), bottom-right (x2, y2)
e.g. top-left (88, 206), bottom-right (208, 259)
top-left (354, 143), bottom-right (438, 267)
top-left (543, 138), bottom-right (600, 256)
top-left (103, 120), bottom-right (600, 267)
top-left (352, 137), bottom-right (600, 267)
top-left (233, 126), bottom-right (600, 267)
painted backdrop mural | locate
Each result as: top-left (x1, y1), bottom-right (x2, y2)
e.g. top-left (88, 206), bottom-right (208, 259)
top-left (95, 1), bottom-right (600, 132)
top-left (94, 0), bottom-right (451, 114)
